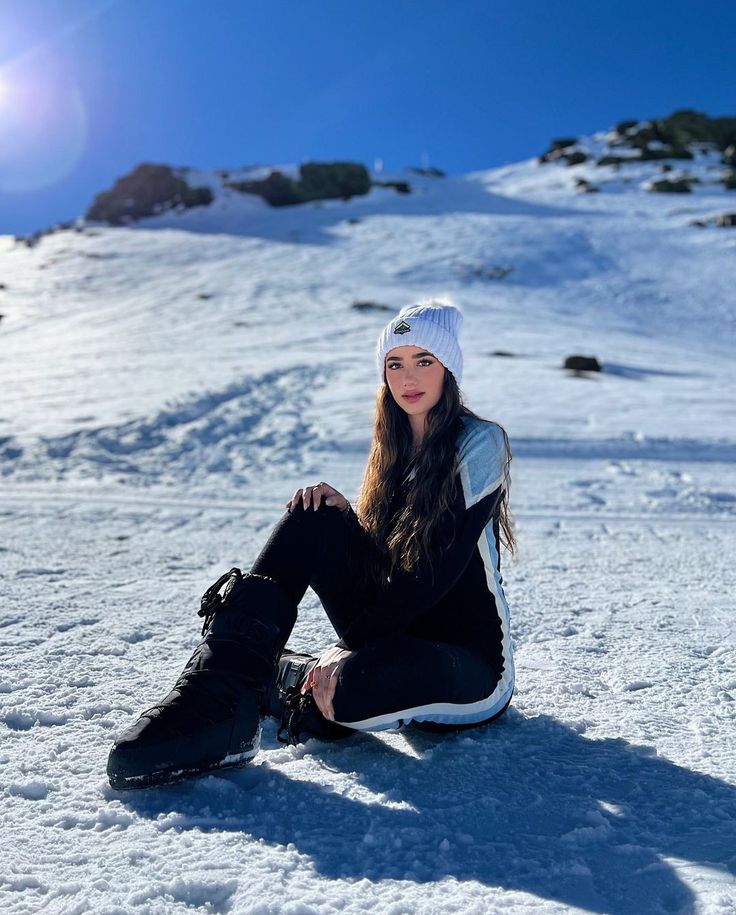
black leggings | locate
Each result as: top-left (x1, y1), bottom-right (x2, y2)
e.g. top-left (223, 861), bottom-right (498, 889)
top-left (250, 495), bottom-right (506, 733)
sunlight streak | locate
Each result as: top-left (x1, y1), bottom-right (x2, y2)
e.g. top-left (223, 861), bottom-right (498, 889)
top-left (1, 0), bottom-right (122, 78)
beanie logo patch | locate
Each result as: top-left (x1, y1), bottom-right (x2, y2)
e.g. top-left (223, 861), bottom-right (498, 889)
top-left (393, 320), bottom-right (411, 335)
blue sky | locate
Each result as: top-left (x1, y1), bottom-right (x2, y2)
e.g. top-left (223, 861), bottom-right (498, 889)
top-left (0, 0), bottom-right (734, 235)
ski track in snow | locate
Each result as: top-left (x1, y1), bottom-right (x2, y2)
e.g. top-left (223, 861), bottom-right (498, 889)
top-left (0, 363), bottom-right (339, 487)
top-left (1, 153), bottom-right (735, 913)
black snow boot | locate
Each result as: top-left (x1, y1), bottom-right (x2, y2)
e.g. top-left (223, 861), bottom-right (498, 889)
top-left (263, 650), bottom-right (356, 746)
top-left (107, 568), bottom-right (296, 790)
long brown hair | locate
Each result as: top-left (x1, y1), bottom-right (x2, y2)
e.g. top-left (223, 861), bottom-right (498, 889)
top-left (355, 367), bottom-right (515, 589)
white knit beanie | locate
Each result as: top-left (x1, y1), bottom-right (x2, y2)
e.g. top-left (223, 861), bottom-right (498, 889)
top-left (376, 300), bottom-right (464, 384)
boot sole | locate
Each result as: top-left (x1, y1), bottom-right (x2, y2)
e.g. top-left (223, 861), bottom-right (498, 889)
top-left (109, 726), bottom-right (261, 791)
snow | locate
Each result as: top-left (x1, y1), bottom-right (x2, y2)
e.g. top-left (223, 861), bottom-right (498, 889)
top-left (1, 136), bottom-right (735, 913)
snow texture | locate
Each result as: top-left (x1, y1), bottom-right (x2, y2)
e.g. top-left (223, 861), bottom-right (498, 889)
top-left (1, 137), bottom-right (735, 914)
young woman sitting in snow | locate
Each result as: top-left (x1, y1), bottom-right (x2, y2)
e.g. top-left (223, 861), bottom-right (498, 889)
top-left (107, 300), bottom-right (516, 789)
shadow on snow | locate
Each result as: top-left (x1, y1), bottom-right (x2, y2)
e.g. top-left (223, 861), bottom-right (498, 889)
top-left (120, 711), bottom-right (736, 914)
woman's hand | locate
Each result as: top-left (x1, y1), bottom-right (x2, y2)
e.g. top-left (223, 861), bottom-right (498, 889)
top-left (301, 645), bottom-right (354, 720)
top-left (286, 481), bottom-right (350, 513)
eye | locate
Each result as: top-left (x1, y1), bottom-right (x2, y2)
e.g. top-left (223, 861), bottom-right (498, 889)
top-left (387, 359), bottom-right (433, 370)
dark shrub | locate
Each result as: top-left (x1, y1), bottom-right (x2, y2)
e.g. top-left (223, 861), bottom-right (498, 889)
top-left (299, 162), bottom-right (371, 201)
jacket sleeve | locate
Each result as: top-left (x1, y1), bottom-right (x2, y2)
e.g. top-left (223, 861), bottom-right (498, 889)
top-left (335, 421), bottom-right (508, 650)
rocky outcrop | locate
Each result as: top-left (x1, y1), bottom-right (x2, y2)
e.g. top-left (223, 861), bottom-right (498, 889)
top-left (689, 212), bottom-right (736, 228)
top-left (564, 355), bottom-right (601, 373)
top-left (598, 148), bottom-right (694, 167)
top-left (648, 177), bottom-right (699, 193)
top-left (540, 110), bottom-right (736, 172)
top-left (372, 179), bottom-right (411, 194)
top-left (575, 177), bottom-right (600, 193)
top-left (613, 110), bottom-right (736, 154)
top-left (227, 169), bottom-right (300, 206)
top-left (86, 164), bottom-right (213, 225)
top-left (539, 139), bottom-right (589, 165)
top-left (227, 161), bottom-right (373, 207)
top-left (539, 113), bottom-right (736, 195)
top-left (350, 300), bottom-right (392, 312)
top-left (14, 220), bottom-right (86, 248)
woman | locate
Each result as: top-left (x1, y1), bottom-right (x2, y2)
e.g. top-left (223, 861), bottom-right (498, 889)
top-left (108, 300), bottom-right (515, 790)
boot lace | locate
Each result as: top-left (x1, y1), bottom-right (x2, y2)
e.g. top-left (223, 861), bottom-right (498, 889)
top-left (139, 568), bottom-right (277, 735)
top-left (197, 567), bottom-right (243, 636)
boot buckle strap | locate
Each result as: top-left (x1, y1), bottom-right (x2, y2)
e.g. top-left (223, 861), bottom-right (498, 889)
top-left (277, 690), bottom-right (312, 747)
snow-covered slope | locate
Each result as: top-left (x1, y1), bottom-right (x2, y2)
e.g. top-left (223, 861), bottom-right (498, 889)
top-left (1, 127), bottom-right (735, 914)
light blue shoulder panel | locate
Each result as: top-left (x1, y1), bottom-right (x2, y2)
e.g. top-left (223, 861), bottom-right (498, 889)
top-left (456, 415), bottom-right (508, 507)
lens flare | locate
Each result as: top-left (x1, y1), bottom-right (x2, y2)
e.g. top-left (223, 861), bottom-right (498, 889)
top-left (0, 73), bottom-right (87, 193)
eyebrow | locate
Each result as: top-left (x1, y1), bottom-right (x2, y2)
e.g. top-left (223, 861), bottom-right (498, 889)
top-left (385, 351), bottom-right (433, 362)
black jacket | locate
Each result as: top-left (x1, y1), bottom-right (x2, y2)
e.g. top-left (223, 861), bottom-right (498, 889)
top-left (336, 416), bottom-right (515, 685)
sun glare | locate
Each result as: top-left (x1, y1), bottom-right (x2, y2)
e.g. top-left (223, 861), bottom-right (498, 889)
top-left (0, 71), bottom-right (88, 193)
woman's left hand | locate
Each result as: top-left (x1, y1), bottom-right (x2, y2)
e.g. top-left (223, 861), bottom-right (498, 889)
top-left (301, 645), bottom-right (354, 720)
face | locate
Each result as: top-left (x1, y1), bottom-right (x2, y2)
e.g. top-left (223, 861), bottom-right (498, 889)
top-left (384, 345), bottom-right (446, 419)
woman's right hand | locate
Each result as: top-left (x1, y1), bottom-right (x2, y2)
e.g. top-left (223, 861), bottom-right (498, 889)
top-left (286, 481), bottom-right (350, 513)
top-left (301, 645), bottom-right (354, 720)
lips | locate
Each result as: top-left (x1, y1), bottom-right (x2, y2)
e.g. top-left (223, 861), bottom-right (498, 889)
top-left (402, 392), bottom-right (425, 401)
